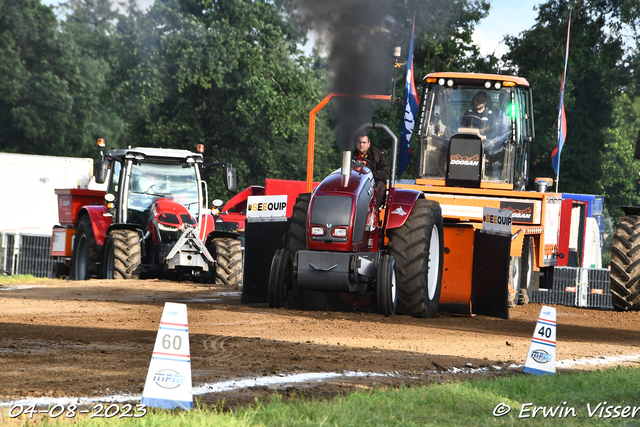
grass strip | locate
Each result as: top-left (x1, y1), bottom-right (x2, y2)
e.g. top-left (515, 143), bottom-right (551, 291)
top-left (6, 366), bottom-right (639, 426)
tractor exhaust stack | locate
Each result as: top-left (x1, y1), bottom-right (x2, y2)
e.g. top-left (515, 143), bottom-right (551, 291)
top-left (341, 151), bottom-right (351, 187)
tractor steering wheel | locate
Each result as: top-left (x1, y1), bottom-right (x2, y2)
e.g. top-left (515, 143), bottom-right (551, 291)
top-left (353, 158), bottom-right (374, 170)
top-left (458, 114), bottom-right (487, 131)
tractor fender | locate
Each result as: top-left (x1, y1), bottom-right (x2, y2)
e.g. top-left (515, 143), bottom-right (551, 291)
top-left (205, 231), bottom-right (241, 244)
top-left (199, 212), bottom-right (215, 241)
top-left (105, 223), bottom-right (142, 238)
top-left (384, 188), bottom-right (423, 230)
top-left (79, 205), bottom-right (112, 246)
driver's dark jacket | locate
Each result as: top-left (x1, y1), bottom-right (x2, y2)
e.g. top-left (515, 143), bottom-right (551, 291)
top-left (462, 108), bottom-right (496, 129)
top-left (352, 146), bottom-right (389, 184)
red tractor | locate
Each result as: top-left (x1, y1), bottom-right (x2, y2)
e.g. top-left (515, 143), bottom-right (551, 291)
top-left (267, 123), bottom-right (444, 316)
top-left (53, 141), bottom-right (243, 286)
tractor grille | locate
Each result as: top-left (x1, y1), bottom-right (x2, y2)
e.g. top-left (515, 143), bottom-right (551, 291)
top-left (309, 195), bottom-right (352, 242)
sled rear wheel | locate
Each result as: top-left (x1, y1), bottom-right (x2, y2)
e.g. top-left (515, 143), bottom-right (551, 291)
top-left (610, 215), bottom-right (640, 311)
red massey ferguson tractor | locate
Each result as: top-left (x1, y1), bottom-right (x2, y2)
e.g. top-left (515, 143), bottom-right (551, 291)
top-left (54, 141), bottom-right (243, 285)
top-left (267, 123), bottom-right (445, 317)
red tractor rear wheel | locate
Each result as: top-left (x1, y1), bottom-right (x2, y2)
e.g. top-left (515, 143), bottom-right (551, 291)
top-left (387, 198), bottom-right (444, 318)
top-left (71, 215), bottom-right (101, 280)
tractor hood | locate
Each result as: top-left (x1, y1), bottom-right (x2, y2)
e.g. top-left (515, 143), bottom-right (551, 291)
top-left (316, 167), bottom-right (373, 195)
top-left (150, 198), bottom-right (197, 244)
top-left (151, 198), bottom-right (197, 231)
top-left (308, 167), bottom-right (376, 252)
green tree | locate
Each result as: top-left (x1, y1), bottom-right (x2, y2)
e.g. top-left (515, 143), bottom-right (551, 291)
top-left (373, 0), bottom-right (492, 179)
top-left (601, 93), bottom-right (640, 220)
top-left (0, 0), bottom-right (123, 158)
top-left (107, 0), bottom-right (330, 198)
top-left (503, 0), bottom-right (639, 196)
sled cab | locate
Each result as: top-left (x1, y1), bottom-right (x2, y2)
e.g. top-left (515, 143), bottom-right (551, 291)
top-left (418, 73), bottom-right (535, 190)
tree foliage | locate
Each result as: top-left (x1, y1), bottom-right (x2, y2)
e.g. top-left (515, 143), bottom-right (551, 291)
top-left (503, 0), bottom-right (639, 199)
top-left (0, 0), bottom-right (117, 157)
top-left (2, 0), bottom-right (639, 211)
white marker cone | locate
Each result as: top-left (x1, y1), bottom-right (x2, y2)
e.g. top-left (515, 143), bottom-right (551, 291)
top-left (523, 305), bottom-right (556, 376)
top-left (141, 302), bottom-right (193, 409)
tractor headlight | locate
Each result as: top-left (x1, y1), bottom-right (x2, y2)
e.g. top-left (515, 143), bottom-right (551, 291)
top-left (158, 223), bottom-right (179, 232)
top-left (158, 223), bottom-right (181, 243)
top-left (311, 226), bottom-right (326, 236)
top-left (331, 227), bottom-right (348, 238)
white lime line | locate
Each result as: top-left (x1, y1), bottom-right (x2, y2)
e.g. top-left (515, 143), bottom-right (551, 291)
top-left (2, 354), bottom-right (638, 408)
top-left (557, 353), bottom-right (640, 368)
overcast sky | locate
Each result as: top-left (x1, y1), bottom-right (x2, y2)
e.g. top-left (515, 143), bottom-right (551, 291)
top-left (41, 0), bottom-right (541, 57)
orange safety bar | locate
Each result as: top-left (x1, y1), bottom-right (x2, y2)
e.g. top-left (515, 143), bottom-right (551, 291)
top-left (306, 93), bottom-right (392, 193)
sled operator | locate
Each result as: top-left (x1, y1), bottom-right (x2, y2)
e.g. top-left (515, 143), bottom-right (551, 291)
top-left (353, 133), bottom-right (389, 207)
top-left (459, 90), bottom-right (497, 135)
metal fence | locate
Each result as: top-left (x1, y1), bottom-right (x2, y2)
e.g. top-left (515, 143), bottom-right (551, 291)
top-left (0, 233), bottom-right (53, 278)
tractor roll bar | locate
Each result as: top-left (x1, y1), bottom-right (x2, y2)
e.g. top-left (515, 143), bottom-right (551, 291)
top-left (306, 93), bottom-right (392, 193)
top-left (351, 122), bottom-right (398, 188)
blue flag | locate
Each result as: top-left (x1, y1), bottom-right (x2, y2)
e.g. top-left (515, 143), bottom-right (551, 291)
top-left (398, 16), bottom-right (419, 179)
top-left (551, 10), bottom-right (571, 176)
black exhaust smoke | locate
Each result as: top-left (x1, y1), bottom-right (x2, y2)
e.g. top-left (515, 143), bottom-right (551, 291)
top-left (294, 0), bottom-right (395, 151)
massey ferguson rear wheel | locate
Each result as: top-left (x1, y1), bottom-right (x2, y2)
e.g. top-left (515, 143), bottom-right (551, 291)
top-left (71, 215), bottom-right (101, 280)
top-left (387, 198), bottom-right (444, 318)
top-left (610, 215), bottom-right (640, 311)
top-left (104, 230), bottom-right (141, 280)
top-left (285, 194), bottom-right (337, 310)
top-left (268, 249), bottom-right (291, 308)
top-left (211, 238), bottom-right (243, 286)
top-left (377, 254), bottom-right (397, 316)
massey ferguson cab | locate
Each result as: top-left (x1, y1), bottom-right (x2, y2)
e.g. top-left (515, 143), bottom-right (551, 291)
top-left (50, 140), bottom-right (243, 285)
top-left (268, 122), bottom-right (444, 317)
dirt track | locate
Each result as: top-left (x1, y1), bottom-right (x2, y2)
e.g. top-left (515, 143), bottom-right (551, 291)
top-left (1, 278), bottom-right (639, 408)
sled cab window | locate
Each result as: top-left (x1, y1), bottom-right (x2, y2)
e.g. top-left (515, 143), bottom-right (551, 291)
top-left (418, 84), bottom-right (518, 184)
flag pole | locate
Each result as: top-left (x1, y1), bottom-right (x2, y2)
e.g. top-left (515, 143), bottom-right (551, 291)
top-left (552, 9), bottom-right (571, 194)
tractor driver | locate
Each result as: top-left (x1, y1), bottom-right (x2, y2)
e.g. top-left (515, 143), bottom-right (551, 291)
top-left (353, 133), bottom-right (389, 208)
top-left (459, 91), bottom-right (497, 136)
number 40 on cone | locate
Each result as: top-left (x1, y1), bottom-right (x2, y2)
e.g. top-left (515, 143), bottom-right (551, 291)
top-left (523, 305), bottom-right (557, 376)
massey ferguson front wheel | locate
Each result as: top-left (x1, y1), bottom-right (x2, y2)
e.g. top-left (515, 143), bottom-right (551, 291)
top-left (211, 238), bottom-right (243, 286)
top-left (104, 230), bottom-right (141, 280)
top-left (387, 198), bottom-right (444, 318)
top-left (610, 215), bottom-right (640, 311)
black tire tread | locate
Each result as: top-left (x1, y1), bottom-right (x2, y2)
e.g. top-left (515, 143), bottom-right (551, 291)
top-left (111, 229), bottom-right (141, 279)
top-left (610, 215), bottom-right (640, 311)
top-left (211, 238), bottom-right (243, 286)
top-left (387, 198), bottom-right (443, 318)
